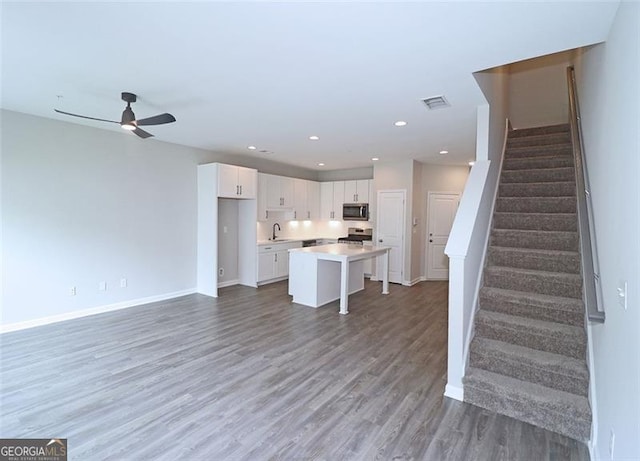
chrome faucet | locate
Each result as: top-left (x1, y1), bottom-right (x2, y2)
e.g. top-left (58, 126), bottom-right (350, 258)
top-left (272, 222), bottom-right (281, 240)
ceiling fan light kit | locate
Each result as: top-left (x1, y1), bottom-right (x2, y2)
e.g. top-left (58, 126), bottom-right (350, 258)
top-left (54, 91), bottom-right (176, 139)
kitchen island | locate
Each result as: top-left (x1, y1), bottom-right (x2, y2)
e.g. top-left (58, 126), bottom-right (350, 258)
top-left (288, 243), bottom-right (390, 314)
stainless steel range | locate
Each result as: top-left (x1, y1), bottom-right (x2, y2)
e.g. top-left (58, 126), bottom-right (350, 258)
top-left (338, 227), bottom-right (373, 246)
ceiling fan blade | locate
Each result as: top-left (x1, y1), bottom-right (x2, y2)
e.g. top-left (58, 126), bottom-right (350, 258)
top-left (135, 113), bottom-right (176, 126)
top-left (132, 127), bottom-right (154, 139)
top-left (54, 109), bottom-right (119, 124)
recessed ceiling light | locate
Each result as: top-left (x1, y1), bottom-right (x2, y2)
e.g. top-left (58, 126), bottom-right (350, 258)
top-left (318, 162), bottom-right (325, 166)
top-left (309, 135), bottom-right (319, 140)
top-left (394, 121), bottom-right (407, 127)
top-left (248, 145), bottom-right (256, 150)
top-left (439, 150), bottom-right (448, 155)
top-left (371, 157), bottom-right (379, 161)
top-left (469, 161), bottom-right (475, 166)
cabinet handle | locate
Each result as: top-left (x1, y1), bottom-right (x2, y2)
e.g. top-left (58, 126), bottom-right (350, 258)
top-left (307, 211), bottom-right (310, 219)
top-left (275, 253), bottom-right (278, 262)
top-left (294, 211), bottom-right (297, 219)
top-left (236, 185), bottom-right (240, 195)
top-left (239, 185), bottom-right (243, 195)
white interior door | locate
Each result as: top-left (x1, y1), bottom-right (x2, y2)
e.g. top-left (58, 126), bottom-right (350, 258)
top-left (376, 190), bottom-right (405, 284)
top-left (426, 192), bottom-right (459, 280)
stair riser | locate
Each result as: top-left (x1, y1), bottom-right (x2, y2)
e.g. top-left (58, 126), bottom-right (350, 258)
top-left (503, 156), bottom-right (573, 171)
top-left (484, 270), bottom-right (582, 299)
top-left (492, 231), bottom-right (579, 252)
top-left (502, 168), bottom-right (575, 183)
top-left (475, 318), bottom-right (586, 359)
top-left (499, 182), bottom-right (576, 198)
top-left (493, 213), bottom-right (577, 231)
top-left (496, 197), bottom-right (576, 214)
top-left (509, 125), bottom-right (570, 138)
top-left (506, 144), bottom-right (573, 159)
top-left (479, 291), bottom-right (584, 326)
top-left (469, 349), bottom-right (589, 396)
top-left (463, 386), bottom-right (590, 441)
top-left (488, 249), bottom-right (581, 274)
top-left (507, 132), bottom-right (571, 148)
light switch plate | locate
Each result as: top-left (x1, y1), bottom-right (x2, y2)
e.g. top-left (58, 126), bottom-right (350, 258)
top-left (617, 280), bottom-right (628, 310)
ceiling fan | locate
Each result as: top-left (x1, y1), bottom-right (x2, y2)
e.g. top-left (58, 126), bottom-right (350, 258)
top-left (55, 92), bottom-right (176, 139)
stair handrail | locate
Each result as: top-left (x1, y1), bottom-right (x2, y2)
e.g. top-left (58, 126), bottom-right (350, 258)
top-left (567, 66), bottom-right (605, 323)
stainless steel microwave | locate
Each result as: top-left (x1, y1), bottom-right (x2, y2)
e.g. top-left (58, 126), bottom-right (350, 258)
top-left (342, 203), bottom-right (369, 221)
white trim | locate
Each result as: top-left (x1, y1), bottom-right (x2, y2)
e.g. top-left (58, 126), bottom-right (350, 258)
top-left (217, 279), bottom-right (240, 288)
top-left (461, 117), bottom-right (511, 372)
top-left (402, 277), bottom-right (422, 287)
top-left (586, 321), bottom-right (599, 457)
top-left (444, 384), bottom-right (464, 401)
top-left (0, 288), bottom-right (197, 334)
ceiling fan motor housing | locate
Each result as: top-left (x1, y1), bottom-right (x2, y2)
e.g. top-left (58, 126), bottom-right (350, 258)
top-left (121, 92), bottom-right (137, 103)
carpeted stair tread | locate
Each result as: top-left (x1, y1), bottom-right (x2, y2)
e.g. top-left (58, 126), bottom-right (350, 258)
top-left (479, 286), bottom-right (584, 326)
top-left (475, 310), bottom-right (586, 359)
top-left (491, 229), bottom-right (579, 251)
top-left (501, 167), bottom-right (575, 183)
top-left (499, 181), bottom-right (576, 198)
top-left (493, 212), bottom-right (577, 231)
top-left (496, 196), bottom-right (576, 214)
top-left (464, 367), bottom-right (591, 440)
top-left (484, 265), bottom-right (582, 298)
top-left (503, 156), bottom-right (574, 171)
top-left (507, 132), bottom-right (571, 148)
top-left (509, 124), bottom-right (570, 138)
top-left (488, 246), bottom-right (580, 274)
top-left (469, 337), bottom-right (589, 396)
top-left (506, 143), bottom-right (573, 159)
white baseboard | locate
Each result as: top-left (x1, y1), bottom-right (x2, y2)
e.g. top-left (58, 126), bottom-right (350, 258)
top-left (0, 288), bottom-right (197, 334)
top-left (444, 384), bottom-right (464, 401)
top-left (402, 277), bottom-right (423, 287)
top-left (217, 279), bottom-right (239, 288)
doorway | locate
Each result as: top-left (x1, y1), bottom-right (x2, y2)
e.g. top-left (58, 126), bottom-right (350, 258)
top-left (376, 190), bottom-right (406, 284)
top-left (426, 192), bottom-right (459, 280)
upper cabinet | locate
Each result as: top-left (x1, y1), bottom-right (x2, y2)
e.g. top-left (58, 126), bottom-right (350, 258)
top-left (265, 174), bottom-right (294, 209)
top-left (292, 179), bottom-right (320, 220)
top-left (217, 164), bottom-right (257, 199)
top-left (343, 179), bottom-right (370, 203)
top-left (320, 181), bottom-right (345, 220)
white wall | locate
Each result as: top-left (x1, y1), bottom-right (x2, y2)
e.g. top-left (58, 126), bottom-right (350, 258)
top-left (444, 66), bottom-right (509, 399)
top-left (508, 51), bottom-right (572, 129)
top-left (1, 110), bottom-right (316, 327)
top-left (573, 2), bottom-right (640, 459)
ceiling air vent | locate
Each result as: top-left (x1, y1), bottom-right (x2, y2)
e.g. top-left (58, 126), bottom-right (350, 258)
top-left (422, 95), bottom-right (450, 110)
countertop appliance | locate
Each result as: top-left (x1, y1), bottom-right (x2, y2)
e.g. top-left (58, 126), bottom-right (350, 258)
top-left (342, 203), bottom-right (369, 221)
top-left (338, 227), bottom-right (373, 246)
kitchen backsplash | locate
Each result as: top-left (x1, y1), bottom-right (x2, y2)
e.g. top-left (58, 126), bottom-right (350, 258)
top-left (257, 212), bottom-right (373, 241)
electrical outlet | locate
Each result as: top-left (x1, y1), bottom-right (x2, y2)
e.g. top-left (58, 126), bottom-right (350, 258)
top-left (120, 278), bottom-right (127, 288)
top-left (99, 281), bottom-right (107, 291)
top-left (223, 226), bottom-right (228, 234)
top-left (70, 286), bottom-right (77, 296)
top-left (609, 428), bottom-right (615, 459)
top-left (219, 268), bottom-right (224, 277)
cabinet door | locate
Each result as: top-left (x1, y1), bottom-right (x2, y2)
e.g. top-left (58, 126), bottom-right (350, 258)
top-left (257, 173), bottom-right (268, 221)
top-left (280, 177), bottom-right (294, 208)
top-left (257, 252), bottom-right (275, 282)
top-left (307, 181), bottom-right (320, 220)
top-left (217, 164), bottom-right (239, 198)
top-left (343, 180), bottom-right (358, 203)
top-left (293, 179), bottom-right (308, 220)
top-left (266, 174), bottom-right (282, 208)
top-left (333, 181), bottom-right (345, 220)
top-left (275, 250), bottom-right (289, 277)
top-left (237, 167), bottom-right (257, 199)
top-left (320, 182), bottom-right (334, 220)
top-left (356, 179), bottom-right (370, 203)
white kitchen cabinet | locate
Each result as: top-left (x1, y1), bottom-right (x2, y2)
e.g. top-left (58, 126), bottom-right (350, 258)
top-left (307, 180), bottom-right (320, 220)
top-left (291, 179), bottom-right (320, 220)
top-left (343, 179), bottom-right (370, 203)
top-left (257, 173), bottom-right (268, 221)
top-left (257, 241), bottom-right (302, 284)
top-left (217, 164), bottom-right (257, 199)
top-left (320, 181), bottom-right (345, 220)
top-left (266, 174), bottom-right (294, 209)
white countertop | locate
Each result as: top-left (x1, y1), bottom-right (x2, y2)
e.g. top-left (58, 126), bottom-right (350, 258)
top-left (289, 243), bottom-right (389, 261)
top-left (257, 237), bottom-right (338, 246)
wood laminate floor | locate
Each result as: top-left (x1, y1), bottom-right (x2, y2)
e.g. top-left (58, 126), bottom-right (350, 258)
top-left (0, 280), bottom-right (589, 460)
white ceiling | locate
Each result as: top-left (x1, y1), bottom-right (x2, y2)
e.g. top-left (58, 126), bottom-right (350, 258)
top-left (1, 1), bottom-right (618, 171)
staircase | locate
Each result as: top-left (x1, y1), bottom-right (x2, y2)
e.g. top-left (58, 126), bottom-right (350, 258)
top-left (463, 124), bottom-right (591, 441)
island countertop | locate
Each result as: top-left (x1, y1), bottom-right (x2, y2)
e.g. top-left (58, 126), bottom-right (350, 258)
top-left (289, 243), bottom-right (390, 260)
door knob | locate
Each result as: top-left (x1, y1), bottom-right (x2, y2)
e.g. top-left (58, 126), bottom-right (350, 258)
top-left (429, 239), bottom-right (433, 243)
top-left (379, 239), bottom-right (383, 243)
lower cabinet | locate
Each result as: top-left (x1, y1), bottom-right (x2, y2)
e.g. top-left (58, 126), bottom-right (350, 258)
top-left (257, 241), bottom-right (302, 284)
